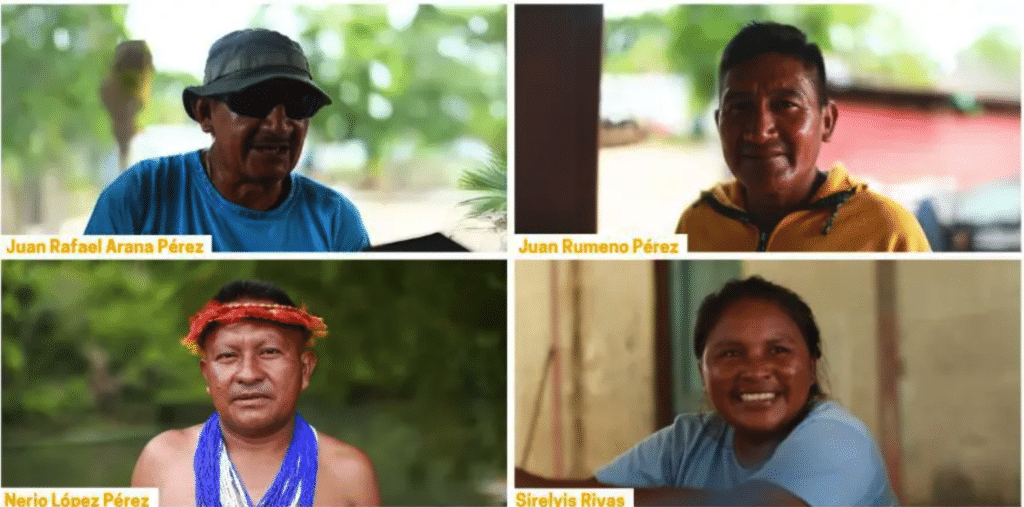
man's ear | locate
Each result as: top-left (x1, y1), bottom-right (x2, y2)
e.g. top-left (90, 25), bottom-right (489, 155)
top-left (300, 350), bottom-right (318, 391)
top-left (821, 100), bottom-right (838, 142)
top-left (193, 97), bottom-right (215, 134)
top-left (199, 358), bottom-right (211, 396)
top-left (698, 355), bottom-right (709, 387)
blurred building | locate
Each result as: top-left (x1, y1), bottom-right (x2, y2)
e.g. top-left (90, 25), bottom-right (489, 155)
top-left (820, 86), bottom-right (1021, 250)
top-left (821, 86), bottom-right (1019, 191)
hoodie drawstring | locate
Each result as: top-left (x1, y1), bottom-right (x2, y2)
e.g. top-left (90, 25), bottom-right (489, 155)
top-left (700, 188), bottom-right (857, 246)
top-left (800, 190), bottom-right (856, 235)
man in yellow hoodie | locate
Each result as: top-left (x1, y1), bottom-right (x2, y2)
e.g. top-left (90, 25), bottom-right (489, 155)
top-left (675, 22), bottom-right (930, 252)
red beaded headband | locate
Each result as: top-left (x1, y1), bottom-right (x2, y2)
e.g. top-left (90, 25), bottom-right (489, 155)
top-left (181, 301), bottom-right (327, 355)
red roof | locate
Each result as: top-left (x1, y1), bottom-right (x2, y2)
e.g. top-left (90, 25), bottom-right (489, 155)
top-left (818, 100), bottom-right (1021, 189)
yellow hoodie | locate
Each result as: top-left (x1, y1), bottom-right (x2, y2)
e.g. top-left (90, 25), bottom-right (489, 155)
top-left (675, 164), bottom-right (931, 252)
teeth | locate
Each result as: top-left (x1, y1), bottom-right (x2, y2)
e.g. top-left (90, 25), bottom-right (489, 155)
top-left (740, 392), bottom-right (776, 402)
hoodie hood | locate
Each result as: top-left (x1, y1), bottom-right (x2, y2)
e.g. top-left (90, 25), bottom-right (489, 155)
top-left (701, 163), bottom-right (867, 236)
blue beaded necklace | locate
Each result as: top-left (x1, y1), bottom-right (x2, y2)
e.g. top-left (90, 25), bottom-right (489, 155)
top-left (194, 412), bottom-right (318, 507)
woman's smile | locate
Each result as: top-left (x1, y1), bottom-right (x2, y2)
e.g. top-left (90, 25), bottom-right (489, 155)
top-left (701, 298), bottom-right (817, 439)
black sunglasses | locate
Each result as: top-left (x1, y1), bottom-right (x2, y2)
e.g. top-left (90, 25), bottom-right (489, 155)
top-left (215, 84), bottom-right (324, 120)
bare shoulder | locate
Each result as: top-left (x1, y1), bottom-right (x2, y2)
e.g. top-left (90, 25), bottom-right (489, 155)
top-left (132, 425), bottom-right (202, 504)
top-left (314, 431), bottom-right (381, 507)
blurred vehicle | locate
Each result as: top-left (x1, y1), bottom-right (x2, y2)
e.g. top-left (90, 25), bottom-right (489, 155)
top-left (916, 178), bottom-right (1021, 251)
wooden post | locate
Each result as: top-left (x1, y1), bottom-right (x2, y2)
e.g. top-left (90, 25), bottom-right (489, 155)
top-left (514, 5), bottom-right (603, 233)
top-left (876, 260), bottom-right (904, 501)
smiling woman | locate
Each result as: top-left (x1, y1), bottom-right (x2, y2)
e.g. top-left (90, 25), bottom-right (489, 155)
top-left (516, 277), bottom-right (897, 506)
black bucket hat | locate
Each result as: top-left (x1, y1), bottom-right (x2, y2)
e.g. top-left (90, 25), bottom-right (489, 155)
top-left (183, 28), bottom-right (332, 120)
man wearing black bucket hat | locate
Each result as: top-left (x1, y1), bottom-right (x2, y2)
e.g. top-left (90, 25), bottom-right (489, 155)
top-left (85, 29), bottom-right (370, 252)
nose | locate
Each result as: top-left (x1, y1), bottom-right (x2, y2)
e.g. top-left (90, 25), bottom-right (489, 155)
top-left (739, 354), bottom-right (773, 380)
top-left (262, 103), bottom-right (292, 134)
top-left (235, 353), bottom-right (265, 385)
top-left (743, 102), bottom-right (777, 144)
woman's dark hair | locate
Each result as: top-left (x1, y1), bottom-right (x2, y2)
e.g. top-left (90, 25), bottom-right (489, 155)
top-left (718, 21), bottom-right (829, 107)
top-left (693, 276), bottom-right (825, 399)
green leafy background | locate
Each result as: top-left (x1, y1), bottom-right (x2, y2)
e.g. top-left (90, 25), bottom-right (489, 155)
top-left (2, 260), bottom-right (506, 505)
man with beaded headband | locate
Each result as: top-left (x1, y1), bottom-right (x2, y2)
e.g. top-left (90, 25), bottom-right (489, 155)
top-left (131, 280), bottom-right (380, 506)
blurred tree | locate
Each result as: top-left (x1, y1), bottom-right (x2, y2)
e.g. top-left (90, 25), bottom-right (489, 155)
top-left (3, 261), bottom-right (505, 503)
top-left (604, 5), bottom-right (945, 138)
top-left (2, 261), bottom-right (505, 425)
top-left (287, 4), bottom-right (507, 188)
top-left (604, 12), bottom-right (671, 73)
top-left (665, 5), bottom-right (887, 136)
top-left (959, 26), bottom-right (1021, 82)
top-left (665, 4), bottom-right (774, 134)
top-left (1, 5), bottom-right (129, 227)
top-left (2, 261), bottom-right (195, 423)
top-left (2, 5), bottom-right (508, 233)
top-left (100, 40), bottom-right (154, 172)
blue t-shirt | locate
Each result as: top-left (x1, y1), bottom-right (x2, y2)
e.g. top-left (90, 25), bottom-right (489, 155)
top-left (595, 401), bottom-right (897, 506)
top-left (84, 150), bottom-right (369, 252)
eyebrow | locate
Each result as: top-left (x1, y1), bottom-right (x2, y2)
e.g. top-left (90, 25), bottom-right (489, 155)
top-left (772, 88), bottom-right (807, 99)
top-left (722, 86), bottom-right (809, 100)
top-left (721, 89), bottom-right (753, 102)
top-left (708, 335), bottom-right (800, 350)
top-left (209, 335), bottom-right (284, 351)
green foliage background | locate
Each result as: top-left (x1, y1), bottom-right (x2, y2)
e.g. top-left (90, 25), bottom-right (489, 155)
top-left (603, 4), bottom-right (1020, 137)
top-left (2, 260), bottom-right (506, 504)
top-left (1, 5), bottom-right (128, 183)
top-left (1, 4), bottom-right (507, 231)
top-left (293, 4), bottom-right (507, 183)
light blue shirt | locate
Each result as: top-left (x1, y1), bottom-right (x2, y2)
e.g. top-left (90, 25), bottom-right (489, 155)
top-left (85, 150), bottom-right (369, 252)
top-left (596, 401), bottom-right (897, 506)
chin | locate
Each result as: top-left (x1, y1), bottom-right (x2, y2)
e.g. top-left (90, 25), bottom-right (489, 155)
top-left (225, 409), bottom-right (281, 432)
top-left (247, 164), bottom-right (294, 179)
top-left (726, 407), bottom-right (794, 436)
top-left (733, 418), bottom-right (788, 436)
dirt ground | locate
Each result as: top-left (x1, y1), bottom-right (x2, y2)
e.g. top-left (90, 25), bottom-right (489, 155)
top-left (597, 139), bottom-right (728, 234)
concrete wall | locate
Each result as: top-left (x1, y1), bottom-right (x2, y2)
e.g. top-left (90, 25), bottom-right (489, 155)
top-left (744, 260), bottom-right (1020, 505)
top-left (896, 261), bottom-right (1020, 505)
top-left (514, 260), bottom-right (655, 478)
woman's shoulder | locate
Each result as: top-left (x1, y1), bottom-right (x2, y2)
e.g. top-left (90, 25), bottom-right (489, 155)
top-left (799, 400), bottom-right (874, 437)
top-left (781, 400), bottom-right (884, 459)
top-left (665, 411), bottom-right (731, 446)
top-left (759, 401), bottom-right (897, 506)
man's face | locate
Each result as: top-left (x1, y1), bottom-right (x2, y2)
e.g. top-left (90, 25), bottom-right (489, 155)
top-left (716, 52), bottom-right (837, 200)
top-left (198, 79), bottom-right (311, 183)
top-left (199, 317), bottom-right (315, 437)
top-left (700, 298), bottom-right (817, 438)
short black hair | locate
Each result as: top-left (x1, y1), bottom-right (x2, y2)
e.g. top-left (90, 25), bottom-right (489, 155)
top-left (212, 279), bottom-right (296, 307)
top-left (719, 21), bottom-right (829, 107)
top-left (693, 276), bottom-right (825, 399)
top-left (199, 279), bottom-right (306, 350)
